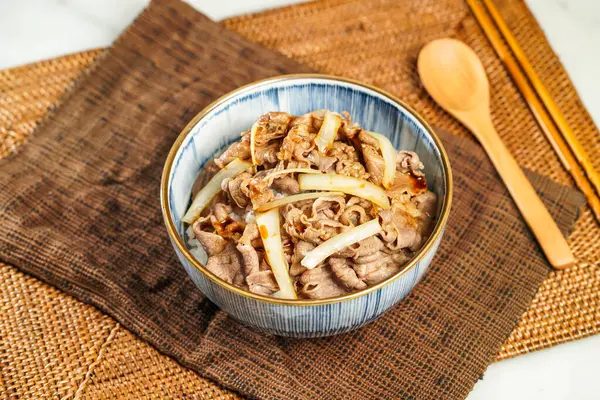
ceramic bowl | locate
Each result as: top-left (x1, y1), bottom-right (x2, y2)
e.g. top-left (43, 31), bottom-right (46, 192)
top-left (161, 74), bottom-right (452, 337)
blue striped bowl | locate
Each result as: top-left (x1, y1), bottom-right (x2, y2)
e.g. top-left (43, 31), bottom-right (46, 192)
top-left (161, 75), bottom-right (452, 337)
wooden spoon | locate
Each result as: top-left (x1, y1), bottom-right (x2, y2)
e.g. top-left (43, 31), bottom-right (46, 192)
top-left (418, 38), bottom-right (574, 269)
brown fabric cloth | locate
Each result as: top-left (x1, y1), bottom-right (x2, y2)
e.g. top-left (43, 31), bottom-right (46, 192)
top-left (0, 0), bottom-right (585, 399)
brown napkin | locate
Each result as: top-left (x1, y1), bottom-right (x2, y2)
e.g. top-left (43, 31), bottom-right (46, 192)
top-left (0, 0), bottom-right (585, 399)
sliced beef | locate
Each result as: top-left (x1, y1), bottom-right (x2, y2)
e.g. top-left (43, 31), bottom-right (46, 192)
top-left (329, 257), bottom-right (366, 290)
top-left (236, 223), bottom-right (278, 295)
top-left (237, 223), bottom-right (260, 275)
top-left (237, 240), bottom-right (260, 277)
top-left (242, 169), bottom-right (277, 208)
top-left (252, 112), bottom-right (292, 166)
top-left (246, 270), bottom-right (279, 296)
top-left (272, 176), bottom-right (300, 194)
top-left (387, 248), bottom-right (410, 266)
top-left (312, 195), bottom-right (345, 220)
top-left (414, 191), bottom-right (437, 216)
top-left (358, 130), bottom-right (380, 147)
top-left (387, 171), bottom-right (428, 198)
top-left (397, 150), bottom-right (424, 175)
top-left (278, 123), bottom-right (315, 162)
top-left (339, 113), bottom-right (361, 139)
top-left (362, 145), bottom-right (385, 186)
top-left (225, 171), bottom-right (252, 208)
top-left (378, 209), bottom-right (398, 244)
top-left (307, 150), bottom-right (337, 173)
top-left (340, 205), bottom-right (368, 226)
top-left (329, 141), bottom-right (360, 162)
top-left (309, 109), bottom-right (327, 131)
top-left (347, 196), bottom-right (372, 209)
top-left (289, 113), bottom-right (317, 132)
top-left (289, 240), bottom-right (314, 277)
top-left (359, 131), bottom-right (385, 186)
top-left (255, 142), bottom-right (280, 167)
top-left (282, 206), bottom-right (310, 241)
top-left (353, 236), bottom-right (384, 258)
top-left (215, 132), bottom-right (251, 168)
top-left (213, 203), bottom-right (231, 222)
top-left (413, 191), bottom-right (438, 238)
top-left (378, 206), bottom-right (422, 251)
top-left (354, 254), bottom-right (401, 285)
top-left (283, 203), bottom-right (346, 244)
top-left (333, 235), bottom-right (382, 259)
top-left (396, 228), bottom-right (422, 251)
top-left (299, 266), bottom-right (348, 299)
top-left (207, 203), bottom-right (245, 239)
top-left (193, 225), bottom-right (226, 255)
top-left (286, 160), bottom-right (311, 169)
top-left (329, 141), bottom-right (370, 180)
top-left (311, 218), bottom-right (346, 241)
top-left (335, 159), bottom-right (370, 179)
top-left (195, 231), bottom-right (245, 286)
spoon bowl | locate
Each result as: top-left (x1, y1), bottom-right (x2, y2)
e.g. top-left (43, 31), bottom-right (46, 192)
top-left (419, 38), bottom-right (489, 114)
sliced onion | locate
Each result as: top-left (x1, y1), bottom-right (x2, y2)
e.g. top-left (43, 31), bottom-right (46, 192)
top-left (264, 168), bottom-right (323, 179)
top-left (314, 111), bottom-right (342, 153)
top-left (249, 119), bottom-right (260, 165)
top-left (255, 191), bottom-right (345, 212)
top-left (182, 158), bottom-right (252, 224)
top-left (298, 173), bottom-right (391, 209)
top-left (301, 219), bottom-right (382, 269)
top-left (255, 208), bottom-right (297, 299)
top-left (364, 130), bottom-right (397, 189)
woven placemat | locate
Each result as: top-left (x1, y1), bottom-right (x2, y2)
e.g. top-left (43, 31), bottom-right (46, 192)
top-left (1, 0), bottom-right (598, 397)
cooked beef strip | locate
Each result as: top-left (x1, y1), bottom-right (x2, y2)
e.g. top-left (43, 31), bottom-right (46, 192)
top-left (299, 266), bottom-right (348, 299)
top-left (252, 112), bottom-right (292, 166)
top-left (328, 141), bottom-right (370, 180)
top-left (312, 195), bottom-right (345, 220)
top-left (352, 236), bottom-right (384, 258)
top-left (225, 171), bottom-right (252, 207)
top-left (195, 230), bottom-right (245, 286)
top-left (307, 150), bottom-right (337, 173)
top-left (329, 257), bottom-right (367, 290)
top-left (246, 270), bottom-right (279, 296)
top-left (278, 123), bottom-right (315, 162)
top-left (272, 176), bottom-right (300, 194)
top-left (237, 224), bottom-right (261, 275)
top-left (289, 240), bottom-right (314, 277)
top-left (414, 191), bottom-right (438, 238)
top-left (397, 150), bottom-right (425, 175)
top-left (254, 142), bottom-right (281, 167)
top-left (215, 131), bottom-right (251, 168)
top-left (340, 204), bottom-right (369, 226)
top-left (289, 113), bottom-right (317, 131)
top-left (378, 209), bottom-right (398, 244)
top-left (358, 131), bottom-right (385, 186)
top-left (354, 255), bottom-right (401, 285)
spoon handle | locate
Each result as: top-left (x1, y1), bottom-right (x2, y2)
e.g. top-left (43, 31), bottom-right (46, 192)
top-left (470, 114), bottom-right (575, 269)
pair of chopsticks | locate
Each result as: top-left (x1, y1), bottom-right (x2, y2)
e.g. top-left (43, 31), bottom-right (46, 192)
top-left (466, 0), bottom-right (600, 223)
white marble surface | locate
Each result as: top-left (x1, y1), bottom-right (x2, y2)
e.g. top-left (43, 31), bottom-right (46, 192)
top-left (1, 0), bottom-right (599, 399)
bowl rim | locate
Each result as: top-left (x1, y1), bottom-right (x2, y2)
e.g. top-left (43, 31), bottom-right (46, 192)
top-left (160, 73), bottom-right (453, 307)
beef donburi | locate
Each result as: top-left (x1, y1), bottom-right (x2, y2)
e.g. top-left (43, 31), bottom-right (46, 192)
top-left (183, 110), bottom-right (437, 300)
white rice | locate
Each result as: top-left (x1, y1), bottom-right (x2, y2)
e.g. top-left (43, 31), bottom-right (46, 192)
top-left (185, 225), bottom-right (207, 263)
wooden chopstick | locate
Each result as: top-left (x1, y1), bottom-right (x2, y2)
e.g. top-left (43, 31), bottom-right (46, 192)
top-left (481, 0), bottom-right (600, 198)
top-left (466, 0), bottom-right (600, 223)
